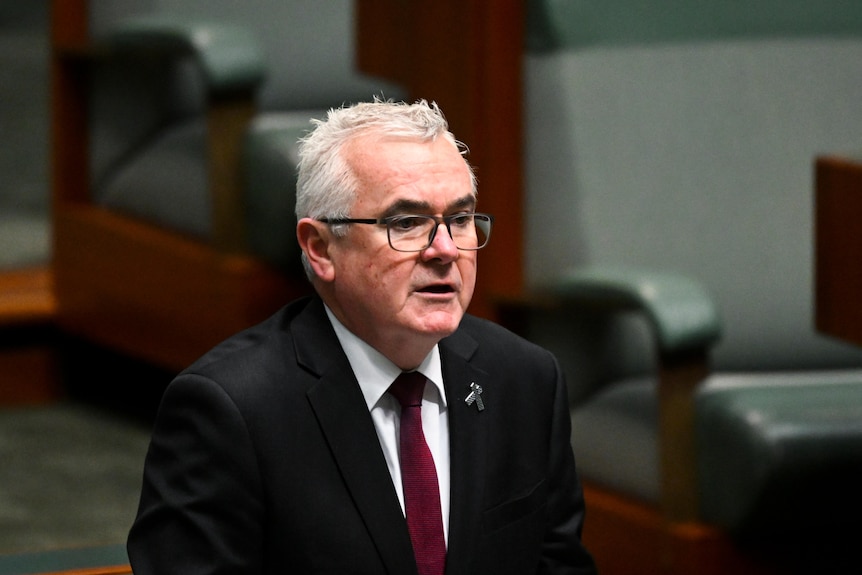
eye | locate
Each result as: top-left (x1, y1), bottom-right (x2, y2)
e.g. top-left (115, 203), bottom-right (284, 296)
top-left (389, 215), bottom-right (427, 232)
top-left (448, 213), bottom-right (474, 228)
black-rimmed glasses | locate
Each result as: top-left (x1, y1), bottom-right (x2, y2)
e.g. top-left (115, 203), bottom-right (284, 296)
top-left (320, 213), bottom-right (493, 252)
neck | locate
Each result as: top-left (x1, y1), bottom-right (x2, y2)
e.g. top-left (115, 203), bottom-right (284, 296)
top-left (380, 342), bottom-right (437, 372)
top-left (322, 298), bottom-right (439, 371)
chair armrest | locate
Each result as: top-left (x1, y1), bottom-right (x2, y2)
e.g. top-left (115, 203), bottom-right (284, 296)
top-left (100, 16), bottom-right (266, 95)
top-left (554, 266), bottom-right (722, 355)
top-left (556, 265), bottom-right (722, 520)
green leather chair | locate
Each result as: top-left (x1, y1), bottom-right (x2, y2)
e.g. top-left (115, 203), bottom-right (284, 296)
top-left (517, 1), bottom-right (862, 572)
top-left (84, 0), bottom-right (402, 258)
top-left (51, 0), bottom-right (403, 369)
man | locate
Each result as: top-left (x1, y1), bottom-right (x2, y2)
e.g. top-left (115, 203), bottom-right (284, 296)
top-left (128, 99), bottom-right (596, 574)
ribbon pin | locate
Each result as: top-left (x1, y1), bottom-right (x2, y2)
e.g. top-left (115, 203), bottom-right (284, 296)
top-left (465, 382), bottom-right (485, 411)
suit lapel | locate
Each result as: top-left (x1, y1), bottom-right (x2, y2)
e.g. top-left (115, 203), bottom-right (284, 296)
top-left (294, 300), bottom-right (416, 575)
top-left (292, 301), bottom-right (491, 575)
top-left (439, 330), bottom-right (489, 575)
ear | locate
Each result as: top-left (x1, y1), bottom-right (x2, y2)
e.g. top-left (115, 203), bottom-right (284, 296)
top-left (296, 218), bottom-right (336, 282)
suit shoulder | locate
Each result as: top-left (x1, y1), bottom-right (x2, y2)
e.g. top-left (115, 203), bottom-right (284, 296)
top-left (458, 313), bottom-right (531, 342)
top-left (457, 314), bottom-right (553, 362)
top-left (178, 297), bottom-right (313, 387)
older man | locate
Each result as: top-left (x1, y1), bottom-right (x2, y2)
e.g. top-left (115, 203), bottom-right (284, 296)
top-left (128, 99), bottom-right (596, 575)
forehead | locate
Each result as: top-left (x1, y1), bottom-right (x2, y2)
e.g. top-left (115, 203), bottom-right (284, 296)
top-left (345, 134), bottom-right (474, 211)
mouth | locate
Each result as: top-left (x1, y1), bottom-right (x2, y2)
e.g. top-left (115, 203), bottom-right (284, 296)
top-left (416, 283), bottom-right (456, 295)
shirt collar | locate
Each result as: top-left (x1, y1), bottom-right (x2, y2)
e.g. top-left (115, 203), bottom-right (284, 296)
top-left (324, 305), bottom-right (447, 411)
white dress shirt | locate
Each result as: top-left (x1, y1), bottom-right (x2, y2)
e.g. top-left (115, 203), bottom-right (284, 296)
top-left (324, 306), bottom-right (451, 544)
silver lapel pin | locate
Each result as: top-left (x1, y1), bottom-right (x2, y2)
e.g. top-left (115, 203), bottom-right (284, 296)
top-left (465, 382), bottom-right (485, 411)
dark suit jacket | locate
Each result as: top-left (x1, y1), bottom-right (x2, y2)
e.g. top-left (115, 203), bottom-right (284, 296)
top-left (128, 296), bottom-right (596, 574)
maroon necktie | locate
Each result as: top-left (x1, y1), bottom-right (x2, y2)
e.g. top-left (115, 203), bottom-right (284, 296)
top-left (389, 371), bottom-right (446, 575)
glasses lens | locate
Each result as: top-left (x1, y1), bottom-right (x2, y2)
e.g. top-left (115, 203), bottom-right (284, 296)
top-left (386, 214), bottom-right (492, 251)
top-left (471, 214), bottom-right (492, 249)
top-left (448, 214), bottom-right (489, 250)
top-left (387, 216), bottom-right (436, 251)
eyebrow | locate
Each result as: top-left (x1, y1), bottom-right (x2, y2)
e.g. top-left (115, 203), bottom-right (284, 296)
top-left (380, 195), bottom-right (477, 218)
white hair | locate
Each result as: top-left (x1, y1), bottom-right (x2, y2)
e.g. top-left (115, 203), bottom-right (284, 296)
top-left (295, 98), bottom-right (477, 276)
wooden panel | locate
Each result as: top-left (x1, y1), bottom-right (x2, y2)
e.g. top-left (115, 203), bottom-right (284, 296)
top-left (0, 267), bottom-right (56, 327)
top-left (0, 345), bottom-right (61, 405)
top-left (50, 0), bottom-right (89, 207)
top-left (356, 0), bottom-right (525, 320)
top-left (53, 205), bottom-right (307, 371)
top-left (0, 268), bottom-right (60, 405)
top-left (581, 482), bottom-right (779, 575)
top-left (815, 155), bottom-right (862, 347)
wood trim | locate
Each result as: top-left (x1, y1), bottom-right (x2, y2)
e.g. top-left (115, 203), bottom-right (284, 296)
top-left (657, 350), bottom-right (709, 521)
top-left (50, 0), bottom-right (87, 49)
top-left (0, 267), bottom-right (56, 327)
top-left (208, 97), bottom-right (257, 253)
top-left (582, 482), bottom-right (779, 575)
top-left (815, 155), bottom-right (862, 347)
top-left (50, 0), bottom-right (89, 209)
top-left (356, 0), bottom-right (525, 320)
top-left (53, 205), bottom-right (306, 371)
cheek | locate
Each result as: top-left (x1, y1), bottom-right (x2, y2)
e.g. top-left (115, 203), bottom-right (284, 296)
top-left (458, 256), bottom-right (478, 286)
top-left (345, 253), bottom-right (408, 299)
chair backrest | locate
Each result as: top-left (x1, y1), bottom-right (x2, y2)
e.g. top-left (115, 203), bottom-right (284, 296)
top-left (524, 0), bottom-right (862, 374)
top-left (89, 0), bottom-right (398, 110)
top-left (84, 0), bottom-right (403, 247)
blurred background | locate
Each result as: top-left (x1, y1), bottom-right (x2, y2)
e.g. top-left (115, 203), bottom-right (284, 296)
top-left (2, 1), bottom-right (862, 574)
top-left (0, 2), bottom-right (50, 270)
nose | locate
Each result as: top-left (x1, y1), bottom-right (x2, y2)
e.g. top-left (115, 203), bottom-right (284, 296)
top-left (422, 222), bottom-right (459, 261)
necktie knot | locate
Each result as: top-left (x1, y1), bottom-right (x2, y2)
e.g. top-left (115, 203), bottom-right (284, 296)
top-left (389, 371), bottom-right (426, 407)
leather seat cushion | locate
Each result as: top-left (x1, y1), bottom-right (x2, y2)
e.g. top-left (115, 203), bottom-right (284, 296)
top-left (696, 370), bottom-right (862, 536)
top-left (570, 370), bottom-right (862, 536)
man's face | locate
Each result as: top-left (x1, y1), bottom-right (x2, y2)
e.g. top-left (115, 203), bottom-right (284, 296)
top-left (327, 134), bottom-right (478, 364)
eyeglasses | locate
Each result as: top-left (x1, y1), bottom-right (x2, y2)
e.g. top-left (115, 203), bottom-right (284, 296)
top-left (320, 213), bottom-right (493, 252)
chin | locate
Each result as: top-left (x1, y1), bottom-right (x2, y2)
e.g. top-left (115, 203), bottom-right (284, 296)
top-left (414, 313), bottom-right (463, 339)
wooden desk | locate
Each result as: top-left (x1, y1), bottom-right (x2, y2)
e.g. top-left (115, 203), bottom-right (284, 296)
top-left (815, 155), bottom-right (862, 347)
